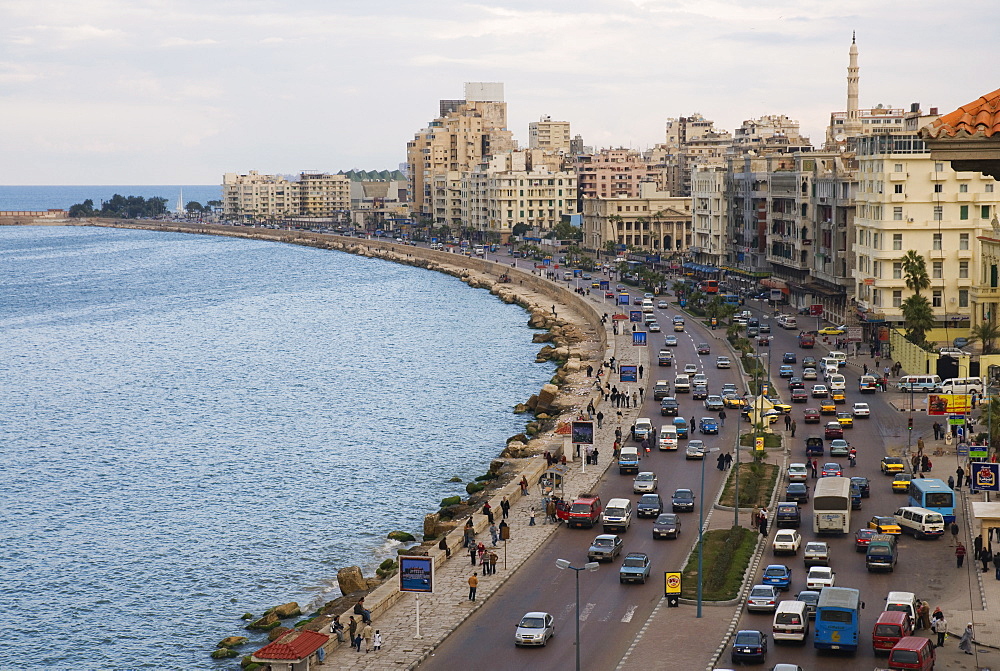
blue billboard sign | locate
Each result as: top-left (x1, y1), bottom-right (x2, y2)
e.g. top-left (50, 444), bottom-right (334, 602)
top-left (633, 332), bottom-right (647, 347)
top-left (972, 463), bottom-right (1000, 492)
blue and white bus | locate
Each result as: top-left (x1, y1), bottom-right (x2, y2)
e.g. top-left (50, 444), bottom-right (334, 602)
top-left (907, 478), bottom-right (956, 523)
top-left (814, 587), bottom-right (863, 652)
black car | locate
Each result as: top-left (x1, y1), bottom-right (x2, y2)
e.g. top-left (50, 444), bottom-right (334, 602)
top-left (660, 397), bottom-right (680, 416)
top-left (851, 476), bottom-right (871, 498)
top-left (782, 352), bottom-right (797, 363)
top-left (731, 630), bottom-right (767, 664)
top-left (636, 493), bottom-right (663, 518)
top-left (795, 590), bottom-right (820, 619)
top-left (788, 377), bottom-right (805, 390)
top-left (692, 385), bottom-right (709, 400)
top-left (671, 488), bottom-right (695, 512)
top-left (785, 482), bottom-right (809, 504)
top-left (759, 322), bottom-right (771, 333)
top-left (652, 513), bottom-right (681, 539)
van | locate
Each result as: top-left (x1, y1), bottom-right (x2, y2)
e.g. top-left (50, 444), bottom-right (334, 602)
top-left (674, 375), bottom-right (691, 393)
top-left (821, 356), bottom-right (840, 372)
top-left (828, 373), bottom-right (846, 391)
top-left (828, 351), bottom-right (847, 367)
top-left (884, 591), bottom-right (919, 628)
top-left (772, 600), bottom-right (810, 642)
top-left (897, 375), bottom-right (942, 393)
top-left (562, 271), bottom-right (573, 281)
top-left (859, 375), bottom-right (879, 393)
top-left (632, 418), bottom-right (653, 440)
top-left (642, 300), bottom-right (655, 314)
top-left (873, 610), bottom-right (914, 655)
top-left (653, 380), bottom-right (672, 400)
top-left (775, 502), bottom-right (802, 528)
top-left (866, 534), bottom-right (898, 572)
top-left (601, 498), bottom-right (633, 533)
top-left (887, 636), bottom-right (936, 670)
top-left (567, 494), bottom-right (602, 528)
top-left (893, 506), bottom-right (945, 539)
top-left (618, 447), bottom-right (640, 474)
top-left (659, 425), bottom-right (678, 451)
top-left (940, 376), bottom-right (984, 395)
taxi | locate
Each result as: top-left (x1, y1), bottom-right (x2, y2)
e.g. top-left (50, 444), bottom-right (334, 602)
top-left (724, 393), bottom-right (748, 409)
top-left (818, 326), bottom-right (846, 335)
top-left (831, 390), bottom-right (847, 404)
top-left (869, 515), bottom-right (902, 535)
top-left (836, 412), bottom-right (854, 427)
top-left (820, 400), bottom-right (837, 415)
top-left (880, 456), bottom-right (905, 475)
top-left (770, 399), bottom-right (793, 414)
top-left (892, 472), bottom-right (912, 493)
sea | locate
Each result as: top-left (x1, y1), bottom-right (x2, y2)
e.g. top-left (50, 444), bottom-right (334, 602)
top-left (0, 185), bottom-right (221, 212)
top-left (0, 223), bottom-right (555, 668)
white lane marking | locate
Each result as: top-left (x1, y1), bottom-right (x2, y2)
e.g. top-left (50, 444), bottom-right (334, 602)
top-left (579, 602), bottom-right (595, 621)
top-left (558, 603), bottom-right (575, 622)
top-left (621, 605), bottom-right (637, 623)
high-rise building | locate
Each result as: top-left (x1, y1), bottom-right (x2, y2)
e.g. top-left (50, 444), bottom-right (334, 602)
top-left (528, 116), bottom-right (571, 152)
top-left (298, 172), bottom-right (351, 218)
top-left (222, 171), bottom-right (299, 221)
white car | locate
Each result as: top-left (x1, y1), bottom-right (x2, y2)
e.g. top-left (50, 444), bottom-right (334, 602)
top-left (716, 356), bottom-right (732, 369)
top-left (805, 566), bottom-right (836, 590)
top-left (772, 529), bottom-right (802, 555)
top-left (514, 611), bottom-right (555, 647)
top-left (648, 321), bottom-right (661, 332)
top-left (811, 384), bottom-right (829, 398)
top-left (802, 367), bottom-right (818, 380)
top-left (633, 471), bottom-right (658, 493)
top-left (685, 441), bottom-right (706, 460)
top-left (787, 463), bottom-right (809, 483)
top-left (852, 402), bottom-right (871, 417)
top-left (692, 374), bottom-right (708, 386)
top-left (657, 300), bottom-right (669, 309)
top-left (684, 363), bottom-right (698, 375)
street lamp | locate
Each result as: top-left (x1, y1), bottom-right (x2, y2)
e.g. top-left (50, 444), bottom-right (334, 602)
top-left (698, 447), bottom-right (721, 618)
top-left (556, 559), bottom-right (599, 671)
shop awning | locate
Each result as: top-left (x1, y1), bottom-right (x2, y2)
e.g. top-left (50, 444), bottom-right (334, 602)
top-left (722, 266), bottom-right (771, 278)
top-left (760, 278), bottom-right (788, 290)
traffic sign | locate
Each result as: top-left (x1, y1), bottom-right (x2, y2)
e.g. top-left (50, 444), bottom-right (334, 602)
top-left (665, 571), bottom-right (681, 607)
top-left (809, 304), bottom-right (823, 317)
top-left (755, 437), bottom-right (765, 452)
top-left (957, 443), bottom-right (970, 457)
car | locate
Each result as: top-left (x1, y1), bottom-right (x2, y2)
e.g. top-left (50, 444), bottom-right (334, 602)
top-left (724, 393), bottom-right (747, 408)
top-left (683, 363), bottom-right (698, 375)
top-left (824, 422), bottom-right (844, 439)
top-left (770, 400), bottom-right (792, 414)
top-left (828, 438), bottom-right (850, 456)
top-left (619, 552), bottom-right (651, 584)
top-left (819, 400), bottom-right (837, 415)
top-left (716, 356), bottom-right (731, 369)
top-left (802, 356), bottom-right (817, 367)
top-left (803, 407), bottom-right (820, 423)
top-left (851, 476), bottom-right (870, 498)
top-left (806, 566), bottom-right (836, 590)
top-left (758, 335), bottom-right (770, 346)
top-left (772, 529), bottom-right (802, 555)
top-left (673, 417), bottom-right (689, 438)
top-left (587, 534), bottom-right (624, 562)
top-left (785, 482), bottom-right (809, 504)
top-left (811, 384), bottom-right (829, 398)
top-left (721, 383), bottom-right (738, 395)
top-left (632, 471), bottom-right (658, 493)
top-left (821, 462), bottom-right (843, 477)
top-left (831, 390), bottom-right (846, 404)
top-left (759, 322), bottom-right (771, 333)
top-left (730, 630), bottom-right (768, 664)
top-left (692, 384), bottom-right (709, 400)
top-left (704, 395), bottom-right (725, 411)
top-left (648, 321), bottom-right (661, 332)
top-left (685, 440), bottom-right (706, 460)
top-left (791, 388), bottom-right (808, 403)
top-left (664, 335), bottom-right (679, 346)
top-left (782, 352), bottom-right (797, 363)
top-left (788, 377), bottom-right (805, 390)
top-left (643, 293), bottom-right (654, 299)
top-left (514, 611), bottom-right (555, 647)
top-left (836, 412), bottom-right (854, 427)
top-left (633, 296), bottom-right (643, 305)
top-left (660, 397), bottom-right (680, 416)
top-left (818, 326), bottom-right (846, 335)
top-left (652, 513), bottom-right (682, 539)
top-left (803, 541), bottom-right (830, 567)
top-left (636, 493), bottom-right (663, 518)
top-left (779, 365), bottom-right (795, 378)
top-left (747, 326), bottom-right (759, 337)
top-left (671, 488), bottom-right (695, 512)
top-left (852, 402), bottom-right (871, 417)
top-left (746, 584), bottom-right (780, 613)
top-left (692, 373), bottom-right (708, 386)
top-left (657, 300), bottom-right (669, 309)
top-left (700, 417), bottom-right (719, 434)
top-left (762, 564), bottom-right (792, 591)
top-left (869, 516), bottom-right (902, 535)
top-left (795, 590), bottom-right (820, 619)
top-left (892, 472), bottom-right (913, 493)
top-left (605, 291), bottom-right (616, 298)
top-left (802, 367), bottom-right (818, 380)
top-left (855, 527), bottom-right (878, 552)
top-left (787, 463), bottom-right (809, 482)
top-left (881, 456), bottom-right (905, 475)
top-left (697, 343), bottom-right (711, 355)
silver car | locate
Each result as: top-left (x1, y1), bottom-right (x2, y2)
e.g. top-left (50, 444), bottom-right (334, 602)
top-left (587, 534), bottom-right (623, 562)
top-left (514, 611), bottom-right (554, 647)
top-left (746, 584), bottom-right (779, 613)
top-left (633, 471), bottom-right (658, 493)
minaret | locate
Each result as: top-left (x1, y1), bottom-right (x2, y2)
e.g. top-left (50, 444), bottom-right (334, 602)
top-left (844, 32), bottom-right (862, 137)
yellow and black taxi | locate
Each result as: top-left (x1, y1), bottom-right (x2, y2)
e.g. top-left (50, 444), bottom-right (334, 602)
top-left (819, 326), bottom-right (846, 335)
top-left (820, 400), bottom-right (837, 415)
top-left (769, 398), bottom-right (793, 414)
top-left (868, 515), bottom-right (902, 535)
top-left (836, 412), bottom-right (854, 427)
top-left (831, 390), bottom-right (847, 404)
top-left (880, 456), bottom-right (905, 475)
top-left (892, 472), bottom-right (912, 493)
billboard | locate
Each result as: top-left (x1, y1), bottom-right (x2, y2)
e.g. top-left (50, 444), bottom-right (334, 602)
top-left (847, 327), bottom-right (863, 342)
top-left (399, 555), bottom-right (435, 593)
top-left (971, 463), bottom-right (1000, 492)
top-left (809, 304), bottom-right (824, 317)
top-left (620, 365), bottom-right (638, 382)
top-left (618, 294), bottom-right (630, 305)
top-left (630, 310), bottom-right (643, 322)
top-left (927, 394), bottom-right (971, 416)
top-left (633, 332), bottom-right (647, 347)
top-left (571, 421), bottom-right (594, 445)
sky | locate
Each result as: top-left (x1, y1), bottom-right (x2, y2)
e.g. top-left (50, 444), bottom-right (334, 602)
top-left (1, 0), bottom-right (996, 185)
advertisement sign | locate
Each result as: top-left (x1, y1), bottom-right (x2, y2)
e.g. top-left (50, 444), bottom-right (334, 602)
top-left (665, 572), bottom-right (681, 607)
top-left (600, 281), bottom-right (610, 290)
top-left (847, 327), bottom-right (863, 342)
top-left (754, 437), bottom-right (765, 452)
top-left (630, 310), bottom-right (643, 322)
top-left (620, 365), bottom-right (638, 382)
top-left (769, 289), bottom-right (784, 302)
top-left (618, 294), bottom-right (630, 305)
top-left (927, 394), bottom-right (971, 416)
top-left (809, 305), bottom-right (824, 317)
top-left (972, 463), bottom-right (1000, 492)
top-left (399, 555), bottom-right (435, 593)
top-left (633, 332), bottom-right (647, 347)
top-left (571, 421), bottom-right (594, 445)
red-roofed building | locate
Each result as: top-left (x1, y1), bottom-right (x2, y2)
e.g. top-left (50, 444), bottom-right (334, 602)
top-left (251, 629), bottom-right (330, 671)
top-left (921, 88), bottom-right (1000, 180)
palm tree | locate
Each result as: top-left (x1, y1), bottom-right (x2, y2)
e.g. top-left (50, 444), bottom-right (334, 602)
top-left (901, 294), bottom-right (934, 347)
top-left (901, 250), bottom-right (931, 296)
top-left (969, 317), bottom-right (1000, 354)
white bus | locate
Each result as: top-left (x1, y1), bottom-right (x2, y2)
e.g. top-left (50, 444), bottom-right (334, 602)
top-left (813, 477), bottom-right (851, 534)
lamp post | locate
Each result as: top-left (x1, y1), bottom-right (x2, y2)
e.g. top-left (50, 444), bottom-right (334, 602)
top-left (556, 559), bottom-right (599, 671)
top-left (698, 447), bottom-right (721, 617)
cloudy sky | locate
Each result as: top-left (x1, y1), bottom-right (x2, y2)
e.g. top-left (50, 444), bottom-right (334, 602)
top-left (1, 0), bottom-right (995, 185)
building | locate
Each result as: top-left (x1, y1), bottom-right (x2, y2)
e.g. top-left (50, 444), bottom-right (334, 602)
top-left (649, 114), bottom-right (733, 197)
top-left (528, 116), bottom-right (571, 152)
top-left (222, 171), bottom-right (299, 222)
top-left (732, 115), bottom-right (813, 154)
top-left (581, 181), bottom-right (690, 256)
top-left (297, 172), bottom-right (351, 219)
top-left (574, 149), bottom-right (661, 202)
top-left (690, 164), bottom-right (729, 267)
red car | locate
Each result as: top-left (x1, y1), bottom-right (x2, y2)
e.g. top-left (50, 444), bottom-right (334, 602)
top-left (791, 389), bottom-right (808, 403)
top-left (824, 422), bottom-right (844, 439)
top-left (855, 527), bottom-right (877, 552)
top-left (804, 408), bottom-right (821, 423)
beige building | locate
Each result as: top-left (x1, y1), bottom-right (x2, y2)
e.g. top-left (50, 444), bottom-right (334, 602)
top-left (574, 149), bottom-right (660, 201)
top-left (528, 116), bottom-right (571, 152)
top-left (581, 182), bottom-right (690, 255)
top-left (222, 171), bottom-right (299, 221)
top-left (690, 164), bottom-right (729, 266)
top-left (297, 172), bottom-right (351, 218)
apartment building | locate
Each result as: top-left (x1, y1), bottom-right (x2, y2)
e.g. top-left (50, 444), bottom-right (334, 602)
top-left (222, 171), bottom-right (299, 221)
top-left (649, 114), bottom-right (732, 197)
top-left (690, 164), bottom-right (729, 267)
top-left (574, 149), bottom-right (661, 202)
top-left (298, 172), bottom-right (351, 218)
top-left (528, 116), bottom-right (571, 152)
top-left (581, 182), bottom-right (690, 255)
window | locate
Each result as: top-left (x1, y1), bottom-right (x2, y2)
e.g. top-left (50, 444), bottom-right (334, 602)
top-left (932, 261), bottom-right (943, 279)
top-left (892, 290), bottom-right (902, 308)
top-left (933, 206), bottom-right (943, 221)
top-left (983, 205), bottom-right (992, 219)
top-left (933, 233), bottom-right (942, 250)
top-left (960, 233), bottom-right (970, 250)
top-left (873, 233), bottom-right (880, 249)
top-left (959, 289), bottom-right (969, 308)
top-left (935, 162), bottom-right (945, 172)
top-left (893, 234), bottom-right (902, 250)
top-left (932, 290), bottom-right (942, 308)
top-left (894, 163), bottom-right (903, 172)
top-left (893, 262), bottom-right (902, 279)
top-left (960, 205), bottom-right (969, 220)
top-left (960, 184), bottom-right (968, 193)
top-left (934, 184), bottom-right (943, 193)
top-left (874, 261), bottom-right (882, 278)
top-left (960, 261), bottom-right (969, 278)
top-left (893, 206), bottom-right (903, 220)
top-left (894, 184), bottom-right (903, 194)
top-left (988, 184), bottom-right (995, 193)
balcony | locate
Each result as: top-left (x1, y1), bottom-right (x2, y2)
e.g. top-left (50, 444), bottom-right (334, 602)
top-left (971, 285), bottom-right (1000, 300)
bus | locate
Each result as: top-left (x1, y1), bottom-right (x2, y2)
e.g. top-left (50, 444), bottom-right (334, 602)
top-left (814, 587), bottom-right (863, 652)
top-left (813, 477), bottom-right (852, 534)
top-left (721, 293), bottom-right (741, 306)
top-left (907, 478), bottom-right (956, 523)
top-left (698, 279), bottom-right (719, 294)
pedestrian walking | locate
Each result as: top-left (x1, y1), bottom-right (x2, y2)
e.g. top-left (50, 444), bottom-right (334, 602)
top-left (373, 630), bottom-right (382, 651)
top-left (751, 506), bottom-right (760, 529)
top-left (725, 452), bottom-right (733, 468)
top-left (956, 542), bottom-right (967, 568)
top-left (469, 545), bottom-right (478, 566)
top-left (932, 422), bottom-right (941, 440)
top-left (468, 572), bottom-right (478, 601)
top-left (519, 476), bottom-right (529, 496)
top-left (863, 363), bottom-right (868, 375)
top-left (361, 623), bottom-right (374, 653)
top-left (974, 534), bottom-right (983, 560)
top-left (784, 414), bottom-right (791, 430)
top-left (758, 516), bottom-right (768, 537)
top-left (633, 391), bottom-right (639, 406)
top-left (811, 459), bottom-right (818, 478)
top-left (489, 523), bottom-right (498, 546)
top-left (596, 411), bottom-right (604, 429)
top-left (948, 475), bottom-right (955, 490)
top-left (959, 623), bottom-right (974, 654)
top-left (982, 546), bottom-right (993, 573)
top-left (790, 419), bottom-right (796, 437)
top-left (489, 551), bottom-right (498, 575)
top-left (717, 452), bottom-right (726, 471)
top-left (917, 437), bottom-right (925, 457)
top-left (918, 600), bottom-right (931, 630)
top-left (957, 466), bottom-right (966, 489)
top-left (638, 364), bottom-right (644, 379)
top-left (994, 551), bottom-right (1000, 580)
top-left (500, 497), bottom-right (510, 520)
top-left (348, 616), bottom-right (359, 650)
top-left (932, 613), bottom-right (948, 648)
top-left (638, 388), bottom-right (644, 402)
top-left (719, 409), bottom-right (726, 426)
top-left (587, 365), bottom-right (593, 377)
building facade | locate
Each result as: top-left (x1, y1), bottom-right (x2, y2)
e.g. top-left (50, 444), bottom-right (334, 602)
top-left (581, 182), bottom-right (690, 255)
top-left (528, 116), bottom-right (571, 152)
top-left (222, 171), bottom-right (299, 221)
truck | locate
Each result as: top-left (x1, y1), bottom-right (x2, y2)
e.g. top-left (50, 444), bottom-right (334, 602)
top-left (797, 332), bottom-right (816, 348)
top-left (865, 534), bottom-right (898, 572)
top-left (618, 447), bottom-right (640, 474)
